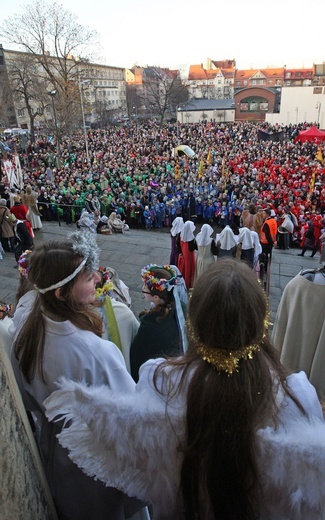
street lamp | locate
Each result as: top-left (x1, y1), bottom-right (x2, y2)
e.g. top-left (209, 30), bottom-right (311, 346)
top-left (177, 106), bottom-right (184, 124)
top-left (48, 90), bottom-right (61, 166)
top-left (316, 102), bottom-right (322, 126)
top-left (78, 78), bottom-right (90, 163)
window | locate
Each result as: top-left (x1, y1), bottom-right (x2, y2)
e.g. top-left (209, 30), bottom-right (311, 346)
top-left (314, 87), bottom-right (322, 94)
top-left (18, 108), bottom-right (24, 117)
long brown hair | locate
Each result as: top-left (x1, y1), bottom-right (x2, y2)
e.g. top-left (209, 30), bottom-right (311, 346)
top-left (154, 258), bottom-right (304, 520)
top-left (14, 240), bottom-right (103, 383)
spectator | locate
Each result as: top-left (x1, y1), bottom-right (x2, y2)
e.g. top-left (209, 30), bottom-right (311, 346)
top-left (21, 185), bottom-right (42, 230)
top-left (216, 225), bottom-right (237, 259)
top-left (194, 223), bottom-right (217, 282)
top-left (178, 220), bottom-right (196, 289)
top-left (259, 208), bottom-right (277, 270)
top-left (0, 198), bottom-right (16, 252)
top-left (11, 232), bottom-right (145, 520)
top-left (169, 216), bottom-right (184, 266)
top-left (46, 259), bottom-right (325, 520)
top-left (130, 264), bottom-right (187, 382)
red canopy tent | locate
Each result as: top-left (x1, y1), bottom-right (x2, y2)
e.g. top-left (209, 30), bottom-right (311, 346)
top-left (295, 126), bottom-right (325, 143)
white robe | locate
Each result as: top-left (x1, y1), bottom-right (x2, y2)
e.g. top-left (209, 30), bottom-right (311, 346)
top-left (45, 360), bottom-right (325, 520)
top-left (11, 316), bottom-right (145, 520)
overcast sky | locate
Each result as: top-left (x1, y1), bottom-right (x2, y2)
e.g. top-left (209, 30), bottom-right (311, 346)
top-left (1, 0), bottom-right (324, 71)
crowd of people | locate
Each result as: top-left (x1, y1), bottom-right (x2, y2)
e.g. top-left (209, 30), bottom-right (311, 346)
top-left (0, 120), bottom-right (324, 245)
top-left (1, 120), bottom-right (325, 519)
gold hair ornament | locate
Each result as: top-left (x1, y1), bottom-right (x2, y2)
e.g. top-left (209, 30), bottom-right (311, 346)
top-left (188, 320), bottom-right (269, 375)
top-left (195, 343), bottom-right (260, 375)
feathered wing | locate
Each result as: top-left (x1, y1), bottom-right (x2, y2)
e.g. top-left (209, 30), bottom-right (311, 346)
top-left (45, 378), bottom-right (185, 518)
top-left (257, 419), bottom-right (325, 519)
top-left (45, 377), bottom-right (325, 520)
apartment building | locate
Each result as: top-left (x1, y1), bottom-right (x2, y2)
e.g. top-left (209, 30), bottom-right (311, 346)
top-left (0, 45), bottom-right (127, 132)
top-left (187, 58), bottom-right (235, 100)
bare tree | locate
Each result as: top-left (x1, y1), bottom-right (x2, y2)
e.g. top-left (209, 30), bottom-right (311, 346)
top-left (142, 68), bottom-right (189, 126)
top-left (0, 0), bottom-right (100, 134)
top-left (126, 85), bottom-right (143, 119)
top-left (6, 53), bottom-right (50, 142)
top-left (94, 98), bottom-right (119, 128)
top-left (0, 75), bottom-right (15, 129)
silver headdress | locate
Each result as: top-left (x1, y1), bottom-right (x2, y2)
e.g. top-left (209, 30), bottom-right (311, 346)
top-left (35, 231), bottom-right (100, 294)
top-left (68, 231), bottom-right (100, 273)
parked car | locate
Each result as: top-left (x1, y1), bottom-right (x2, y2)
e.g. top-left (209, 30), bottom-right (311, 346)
top-left (2, 128), bottom-right (30, 138)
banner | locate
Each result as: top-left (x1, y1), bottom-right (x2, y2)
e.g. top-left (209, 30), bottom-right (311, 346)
top-left (198, 157), bottom-right (204, 178)
top-left (206, 149), bottom-right (212, 165)
top-left (316, 147), bottom-right (324, 165)
top-left (3, 157), bottom-right (23, 189)
top-left (257, 129), bottom-right (284, 142)
top-left (174, 158), bottom-right (180, 180)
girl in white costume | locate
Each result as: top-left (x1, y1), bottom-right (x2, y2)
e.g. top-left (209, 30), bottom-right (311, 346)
top-left (46, 258), bottom-right (325, 520)
top-left (11, 232), bottom-right (145, 520)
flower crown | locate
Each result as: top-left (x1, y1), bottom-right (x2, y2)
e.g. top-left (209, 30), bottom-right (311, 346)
top-left (18, 250), bottom-right (33, 278)
top-left (0, 303), bottom-right (13, 320)
top-left (141, 264), bottom-right (177, 292)
top-left (95, 267), bottom-right (114, 299)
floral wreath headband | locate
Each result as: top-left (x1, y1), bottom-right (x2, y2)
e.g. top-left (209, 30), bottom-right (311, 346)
top-left (0, 303), bottom-right (13, 320)
top-left (141, 264), bottom-right (177, 292)
top-left (18, 250), bottom-right (33, 278)
top-left (34, 231), bottom-right (100, 295)
top-left (95, 267), bottom-right (114, 299)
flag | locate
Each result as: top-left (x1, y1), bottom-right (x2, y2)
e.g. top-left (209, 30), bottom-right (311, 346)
top-left (14, 154), bottom-right (23, 189)
top-left (206, 149), bottom-right (212, 165)
top-left (309, 168), bottom-right (316, 193)
top-left (183, 156), bottom-right (188, 171)
top-left (174, 158), bottom-right (180, 180)
top-left (316, 147), bottom-right (324, 165)
top-left (221, 156), bottom-right (226, 177)
top-left (3, 155), bottom-right (23, 189)
top-left (198, 157), bottom-right (204, 178)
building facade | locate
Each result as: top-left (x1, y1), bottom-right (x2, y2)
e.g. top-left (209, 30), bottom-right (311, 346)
top-left (187, 58), bottom-right (235, 100)
top-left (0, 46), bottom-right (127, 132)
top-left (177, 98), bottom-right (235, 124)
